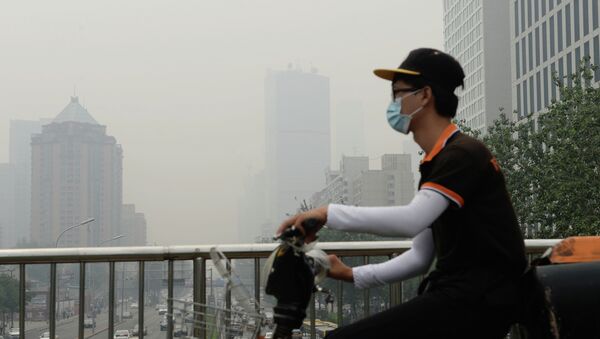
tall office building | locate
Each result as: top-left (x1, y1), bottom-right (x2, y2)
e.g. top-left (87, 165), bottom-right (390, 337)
top-left (443, 0), bottom-right (513, 132)
top-left (333, 100), bottom-right (366, 165)
top-left (9, 119), bottom-right (45, 245)
top-left (264, 67), bottom-right (330, 228)
top-left (30, 96), bottom-right (123, 247)
top-left (511, 0), bottom-right (600, 118)
top-left (121, 204), bottom-right (147, 246)
top-left (0, 164), bottom-right (16, 248)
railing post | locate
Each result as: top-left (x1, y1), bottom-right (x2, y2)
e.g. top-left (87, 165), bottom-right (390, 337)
top-left (167, 260), bottom-right (174, 339)
top-left (193, 258), bottom-right (206, 339)
top-left (109, 262), bottom-right (115, 339)
top-left (49, 263), bottom-right (57, 339)
top-left (363, 256), bottom-right (370, 317)
top-left (337, 271), bottom-right (343, 327)
top-left (19, 264), bottom-right (25, 339)
top-left (254, 258), bottom-right (260, 310)
top-left (79, 262), bottom-right (85, 339)
top-left (138, 261), bottom-right (145, 339)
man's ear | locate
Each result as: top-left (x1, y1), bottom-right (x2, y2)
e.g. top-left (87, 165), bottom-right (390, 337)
top-left (420, 86), bottom-right (434, 107)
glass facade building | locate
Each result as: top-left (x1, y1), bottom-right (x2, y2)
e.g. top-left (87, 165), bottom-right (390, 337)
top-left (511, 0), bottom-right (600, 118)
top-left (443, 0), bottom-right (513, 133)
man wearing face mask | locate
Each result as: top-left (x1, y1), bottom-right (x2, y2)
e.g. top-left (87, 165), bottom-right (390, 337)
top-left (275, 48), bottom-right (527, 338)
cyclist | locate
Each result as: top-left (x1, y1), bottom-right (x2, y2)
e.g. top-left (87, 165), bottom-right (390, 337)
top-left (276, 48), bottom-right (527, 338)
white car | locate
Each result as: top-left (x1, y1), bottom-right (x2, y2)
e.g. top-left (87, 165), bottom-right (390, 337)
top-left (39, 332), bottom-right (59, 339)
top-left (8, 328), bottom-right (19, 339)
top-left (113, 330), bottom-right (130, 339)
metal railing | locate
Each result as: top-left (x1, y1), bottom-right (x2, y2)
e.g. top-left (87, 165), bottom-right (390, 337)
top-left (0, 240), bottom-right (560, 339)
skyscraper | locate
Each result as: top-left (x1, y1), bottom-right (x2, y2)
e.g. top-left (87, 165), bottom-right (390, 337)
top-left (511, 0), bottom-right (600, 118)
top-left (443, 0), bottom-right (513, 132)
top-left (0, 164), bottom-right (16, 248)
top-left (9, 119), bottom-right (45, 245)
top-left (121, 204), bottom-right (147, 246)
top-left (30, 96), bottom-right (123, 247)
top-left (264, 67), bottom-right (330, 229)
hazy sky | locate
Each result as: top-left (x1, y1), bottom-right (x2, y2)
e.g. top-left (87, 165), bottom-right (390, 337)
top-left (0, 1), bottom-right (443, 245)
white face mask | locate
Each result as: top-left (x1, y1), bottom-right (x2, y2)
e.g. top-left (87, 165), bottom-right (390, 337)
top-left (386, 89), bottom-right (423, 134)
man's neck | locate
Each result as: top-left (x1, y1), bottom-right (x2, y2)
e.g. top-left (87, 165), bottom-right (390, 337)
top-left (412, 115), bottom-right (452, 156)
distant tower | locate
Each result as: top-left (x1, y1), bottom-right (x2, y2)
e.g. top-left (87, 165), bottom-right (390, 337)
top-left (264, 68), bottom-right (330, 231)
top-left (30, 96), bottom-right (123, 247)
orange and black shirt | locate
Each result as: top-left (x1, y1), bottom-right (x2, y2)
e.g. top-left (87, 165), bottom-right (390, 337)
top-left (418, 124), bottom-right (527, 300)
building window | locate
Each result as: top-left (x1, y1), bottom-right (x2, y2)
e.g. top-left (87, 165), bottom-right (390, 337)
top-left (536, 27), bottom-right (541, 67)
top-left (516, 41), bottom-right (521, 78)
top-left (583, 0), bottom-right (590, 36)
top-left (543, 22), bottom-right (548, 62)
top-left (522, 37), bottom-right (528, 73)
top-left (536, 71), bottom-right (542, 111)
top-left (535, 0), bottom-right (540, 22)
top-left (529, 75), bottom-right (535, 114)
top-left (585, 40), bottom-right (591, 61)
top-left (566, 4), bottom-right (572, 47)
top-left (567, 52), bottom-right (573, 86)
top-left (574, 0), bottom-right (580, 41)
top-left (521, 0), bottom-right (527, 33)
top-left (594, 0), bottom-right (599, 30)
top-left (543, 66), bottom-right (549, 107)
top-left (551, 62), bottom-right (558, 100)
top-left (542, 0), bottom-right (547, 16)
top-left (594, 35), bottom-right (600, 81)
top-left (559, 57), bottom-right (565, 85)
top-left (575, 46), bottom-right (581, 69)
top-left (549, 0), bottom-right (555, 11)
top-left (550, 15), bottom-right (556, 57)
top-left (517, 83), bottom-right (522, 115)
top-left (558, 10), bottom-right (563, 51)
top-left (515, 0), bottom-right (520, 37)
top-left (529, 32), bottom-right (534, 71)
top-left (528, 0), bottom-right (533, 28)
top-left (523, 78), bottom-right (528, 116)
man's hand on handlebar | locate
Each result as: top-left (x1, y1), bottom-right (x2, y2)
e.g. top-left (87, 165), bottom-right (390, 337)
top-left (275, 205), bottom-right (328, 243)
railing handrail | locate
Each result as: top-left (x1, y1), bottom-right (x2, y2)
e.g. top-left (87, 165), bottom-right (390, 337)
top-left (0, 239), bottom-right (561, 264)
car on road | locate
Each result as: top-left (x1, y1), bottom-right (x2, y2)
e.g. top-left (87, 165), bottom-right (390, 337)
top-left (160, 317), bottom-right (168, 331)
top-left (8, 328), bottom-right (19, 339)
top-left (122, 311), bottom-right (133, 319)
top-left (173, 324), bottom-right (187, 337)
top-left (130, 302), bottom-right (138, 309)
top-left (131, 325), bottom-right (147, 336)
top-left (158, 308), bottom-right (167, 315)
top-left (39, 332), bottom-right (59, 339)
top-left (113, 330), bottom-right (130, 339)
top-left (83, 317), bottom-right (96, 328)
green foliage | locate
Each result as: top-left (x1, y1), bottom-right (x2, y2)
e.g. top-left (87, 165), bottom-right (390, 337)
top-left (0, 274), bottom-right (19, 313)
top-left (472, 61), bottom-right (600, 238)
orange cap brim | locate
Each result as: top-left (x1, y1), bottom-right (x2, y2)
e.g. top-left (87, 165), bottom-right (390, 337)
top-left (373, 68), bottom-right (421, 81)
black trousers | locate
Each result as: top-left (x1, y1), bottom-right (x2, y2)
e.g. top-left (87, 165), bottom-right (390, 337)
top-left (324, 288), bottom-right (515, 339)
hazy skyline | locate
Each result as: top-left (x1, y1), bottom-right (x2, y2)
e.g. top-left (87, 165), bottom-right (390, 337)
top-left (0, 1), bottom-right (443, 245)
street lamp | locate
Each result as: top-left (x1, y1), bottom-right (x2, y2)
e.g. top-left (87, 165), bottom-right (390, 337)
top-left (55, 218), bottom-right (95, 248)
top-left (98, 234), bottom-right (125, 246)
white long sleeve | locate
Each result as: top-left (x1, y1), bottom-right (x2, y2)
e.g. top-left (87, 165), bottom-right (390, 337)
top-left (352, 228), bottom-right (435, 289)
top-left (326, 189), bottom-right (449, 238)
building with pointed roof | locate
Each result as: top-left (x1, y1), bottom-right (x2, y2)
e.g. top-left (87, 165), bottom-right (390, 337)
top-left (30, 96), bottom-right (123, 247)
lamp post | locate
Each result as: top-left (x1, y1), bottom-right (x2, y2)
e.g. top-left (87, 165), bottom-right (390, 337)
top-left (54, 218), bottom-right (94, 327)
top-left (55, 218), bottom-right (95, 248)
top-left (98, 235), bottom-right (125, 247)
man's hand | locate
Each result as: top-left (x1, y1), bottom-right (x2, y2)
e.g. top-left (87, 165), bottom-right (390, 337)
top-left (327, 254), bottom-right (354, 283)
top-left (275, 205), bottom-right (328, 243)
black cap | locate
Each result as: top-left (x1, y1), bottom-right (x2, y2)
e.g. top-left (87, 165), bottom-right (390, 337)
top-left (373, 48), bottom-right (465, 93)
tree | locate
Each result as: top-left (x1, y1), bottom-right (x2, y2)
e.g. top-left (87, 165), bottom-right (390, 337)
top-left (464, 60), bottom-right (600, 239)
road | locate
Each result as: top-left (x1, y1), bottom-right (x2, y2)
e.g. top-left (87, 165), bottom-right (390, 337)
top-left (24, 306), bottom-right (168, 339)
